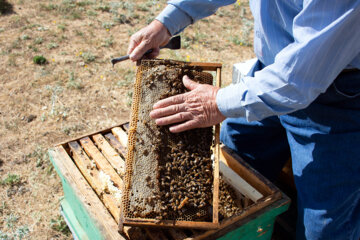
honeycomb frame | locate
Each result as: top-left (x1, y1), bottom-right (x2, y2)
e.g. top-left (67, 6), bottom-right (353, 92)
top-left (120, 59), bottom-right (222, 230)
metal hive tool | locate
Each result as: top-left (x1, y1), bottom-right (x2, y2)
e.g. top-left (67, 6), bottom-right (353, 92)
top-left (120, 59), bottom-right (222, 230)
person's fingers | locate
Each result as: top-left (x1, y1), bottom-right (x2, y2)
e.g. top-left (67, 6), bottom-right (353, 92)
top-left (127, 34), bottom-right (141, 55)
top-left (155, 112), bottom-right (192, 126)
top-left (169, 120), bottom-right (199, 133)
top-left (150, 103), bottom-right (185, 119)
top-left (129, 40), bottom-right (151, 61)
top-left (183, 75), bottom-right (201, 91)
top-left (153, 94), bottom-right (186, 109)
top-left (147, 47), bottom-right (160, 59)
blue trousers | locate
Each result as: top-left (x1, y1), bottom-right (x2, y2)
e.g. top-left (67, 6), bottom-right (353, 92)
top-left (220, 62), bottom-right (360, 240)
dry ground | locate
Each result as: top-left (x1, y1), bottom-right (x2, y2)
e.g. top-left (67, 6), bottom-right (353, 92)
top-left (0, 0), bottom-right (254, 239)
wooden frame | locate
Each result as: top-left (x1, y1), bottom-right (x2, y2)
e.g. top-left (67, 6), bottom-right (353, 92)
top-left (121, 61), bottom-right (222, 230)
top-left (50, 121), bottom-right (288, 240)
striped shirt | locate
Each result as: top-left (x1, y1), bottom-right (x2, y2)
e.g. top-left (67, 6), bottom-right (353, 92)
top-left (156, 0), bottom-right (360, 121)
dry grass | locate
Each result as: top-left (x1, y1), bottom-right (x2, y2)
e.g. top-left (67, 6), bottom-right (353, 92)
top-left (0, 0), bottom-right (253, 238)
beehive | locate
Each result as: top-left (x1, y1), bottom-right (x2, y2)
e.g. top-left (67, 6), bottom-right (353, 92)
top-left (49, 120), bottom-right (288, 240)
top-left (121, 60), bottom-right (221, 229)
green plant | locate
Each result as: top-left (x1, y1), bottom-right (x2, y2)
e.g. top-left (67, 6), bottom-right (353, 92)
top-left (67, 71), bottom-right (83, 89)
top-left (126, 90), bottom-right (133, 107)
top-left (57, 24), bottom-right (66, 31)
top-left (33, 55), bottom-right (47, 65)
top-left (81, 51), bottom-right (95, 63)
top-left (47, 42), bottom-right (58, 49)
top-left (21, 34), bottom-right (30, 40)
top-left (1, 174), bottom-right (21, 186)
top-left (27, 146), bottom-right (48, 168)
top-left (96, 4), bottom-right (110, 12)
top-left (34, 37), bottom-right (43, 44)
top-left (102, 36), bottom-right (113, 47)
top-left (102, 21), bottom-right (114, 30)
top-left (87, 10), bottom-right (97, 16)
top-left (50, 215), bottom-right (71, 235)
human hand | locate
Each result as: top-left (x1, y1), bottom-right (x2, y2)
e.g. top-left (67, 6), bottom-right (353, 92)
top-left (127, 20), bottom-right (171, 61)
top-left (150, 75), bottom-right (226, 133)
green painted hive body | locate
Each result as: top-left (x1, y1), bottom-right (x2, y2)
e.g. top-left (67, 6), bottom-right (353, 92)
top-left (48, 123), bottom-right (290, 240)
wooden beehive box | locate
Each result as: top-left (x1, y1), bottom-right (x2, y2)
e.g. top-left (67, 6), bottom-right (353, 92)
top-left (49, 122), bottom-right (290, 240)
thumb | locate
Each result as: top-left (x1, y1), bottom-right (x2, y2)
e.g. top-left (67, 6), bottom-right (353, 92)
top-left (183, 75), bottom-right (200, 91)
top-left (129, 41), bottom-right (150, 61)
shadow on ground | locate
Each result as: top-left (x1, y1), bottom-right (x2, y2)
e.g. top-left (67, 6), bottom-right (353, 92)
top-left (0, 0), bottom-right (14, 15)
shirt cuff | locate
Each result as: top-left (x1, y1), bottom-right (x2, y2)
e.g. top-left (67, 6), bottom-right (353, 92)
top-left (216, 82), bottom-right (247, 119)
top-left (155, 4), bottom-right (192, 36)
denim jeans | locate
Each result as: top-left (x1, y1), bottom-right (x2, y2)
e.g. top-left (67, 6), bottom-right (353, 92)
top-left (220, 61), bottom-right (360, 240)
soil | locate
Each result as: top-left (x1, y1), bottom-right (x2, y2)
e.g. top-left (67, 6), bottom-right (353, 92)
top-left (0, 0), bottom-right (254, 238)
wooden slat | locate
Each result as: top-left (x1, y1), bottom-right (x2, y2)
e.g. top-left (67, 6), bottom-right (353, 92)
top-left (68, 141), bottom-right (121, 221)
top-left (50, 146), bottom-right (124, 240)
top-left (112, 127), bottom-right (128, 148)
top-left (211, 67), bottom-right (221, 225)
top-left (220, 161), bottom-right (263, 202)
top-left (79, 137), bottom-right (123, 189)
top-left (92, 134), bottom-right (125, 176)
top-left (188, 62), bottom-right (222, 71)
top-left (104, 133), bottom-right (127, 158)
top-left (145, 228), bottom-right (169, 240)
top-left (123, 218), bottom-right (219, 230)
top-left (168, 228), bottom-right (189, 240)
top-left (220, 145), bottom-right (275, 196)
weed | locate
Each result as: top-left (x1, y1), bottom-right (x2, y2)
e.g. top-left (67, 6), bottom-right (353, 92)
top-left (33, 55), bottom-right (47, 65)
top-left (77, 1), bottom-right (93, 7)
top-left (50, 215), bottom-right (71, 235)
top-left (15, 226), bottom-right (30, 239)
top-left (81, 51), bottom-right (96, 63)
top-left (75, 30), bottom-right (84, 36)
top-left (10, 38), bottom-right (21, 49)
top-left (6, 213), bottom-right (19, 229)
top-left (28, 45), bottom-right (39, 52)
top-left (7, 54), bottom-right (17, 66)
top-left (102, 21), bottom-right (114, 30)
top-left (0, 201), bottom-right (7, 214)
top-left (27, 146), bottom-right (48, 168)
top-left (96, 4), bottom-right (110, 12)
top-left (87, 10), bottom-right (97, 16)
top-left (57, 24), bottom-right (66, 31)
top-left (34, 37), bottom-right (43, 45)
top-left (127, 91), bottom-right (133, 107)
top-left (102, 36), bottom-right (113, 47)
top-left (67, 71), bottom-right (83, 89)
top-left (0, 27), bottom-right (4, 33)
top-left (47, 42), bottom-right (58, 49)
top-left (21, 34), bottom-right (30, 40)
top-left (113, 14), bottom-right (130, 24)
top-left (40, 3), bottom-right (57, 11)
top-left (0, 174), bottom-right (20, 186)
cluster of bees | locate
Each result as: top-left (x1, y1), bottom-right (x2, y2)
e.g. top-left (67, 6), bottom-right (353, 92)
top-left (219, 177), bottom-right (243, 218)
top-left (147, 63), bottom-right (214, 220)
top-left (154, 127), bottom-right (213, 220)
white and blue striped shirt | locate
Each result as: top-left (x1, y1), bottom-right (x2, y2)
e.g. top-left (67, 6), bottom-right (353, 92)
top-left (156, 0), bottom-right (360, 121)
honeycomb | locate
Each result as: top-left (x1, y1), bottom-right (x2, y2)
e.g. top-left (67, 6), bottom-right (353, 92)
top-left (122, 59), bottom-right (216, 223)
